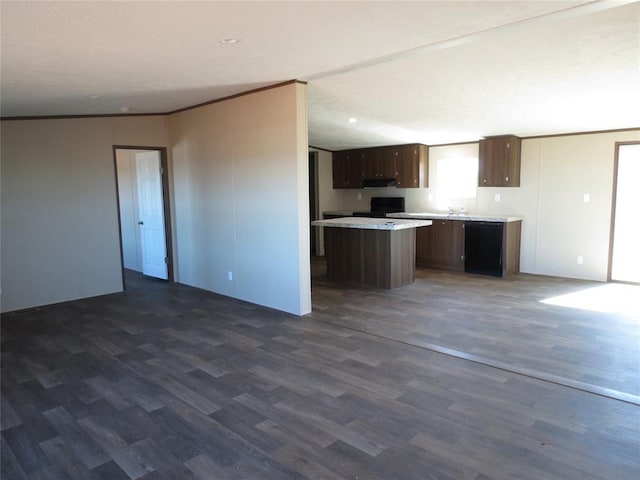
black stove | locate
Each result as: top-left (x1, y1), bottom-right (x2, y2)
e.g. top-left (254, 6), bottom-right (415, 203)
top-left (352, 196), bottom-right (405, 218)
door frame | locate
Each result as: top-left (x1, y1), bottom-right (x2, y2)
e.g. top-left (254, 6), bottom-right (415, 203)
top-left (113, 145), bottom-right (174, 287)
top-left (607, 140), bottom-right (640, 282)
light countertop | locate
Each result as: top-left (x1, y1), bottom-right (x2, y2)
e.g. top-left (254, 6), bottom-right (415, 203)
top-left (388, 212), bottom-right (524, 223)
top-left (312, 217), bottom-right (433, 231)
top-left (322, 211), bottom-right (523, 223)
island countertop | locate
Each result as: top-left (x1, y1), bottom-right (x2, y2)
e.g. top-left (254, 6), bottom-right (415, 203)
top-left (312, 217), bottom-right (433, 231)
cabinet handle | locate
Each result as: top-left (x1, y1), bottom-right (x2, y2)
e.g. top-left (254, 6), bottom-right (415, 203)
top-left (483, 179), bottom-right (487, 183)
top-left (505, 176), bottom-right (509, 182)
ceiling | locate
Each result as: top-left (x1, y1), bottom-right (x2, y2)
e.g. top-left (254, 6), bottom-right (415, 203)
top-left (1, 1), bottom-right (639, 150)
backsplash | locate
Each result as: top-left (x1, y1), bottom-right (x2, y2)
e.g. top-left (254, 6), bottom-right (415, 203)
top-left (334, 186), bottom-right (522, 216)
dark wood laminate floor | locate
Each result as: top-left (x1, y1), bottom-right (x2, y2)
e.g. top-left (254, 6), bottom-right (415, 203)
top-left (2, 265), bottom-right (639, 479)
top-left (312, 258), bottom-right (640, 401)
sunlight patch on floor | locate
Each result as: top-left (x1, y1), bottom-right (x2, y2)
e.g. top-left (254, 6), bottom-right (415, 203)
top-left (541, 283), bottom-right (640, 318)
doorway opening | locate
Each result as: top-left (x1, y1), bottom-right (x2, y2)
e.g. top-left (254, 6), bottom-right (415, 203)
top-left (113, 146), bottom-right (173, 289)
top-left (609, 141), bottom-right (640, 284)
top-left (309, 151), bottom-right (319, 256)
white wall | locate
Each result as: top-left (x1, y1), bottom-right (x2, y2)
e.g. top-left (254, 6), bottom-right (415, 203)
top-left (115, 149), bottom-right (143, 272)
top-left (322, 130), bottom-right (640, 281)
top-left (169, 82), bottom-right (311, 315)
top-left (513, 130), bottom-right (640, 280)
top-left (1, 116), bottom-right (168, 312)
top-left (1, 85), bottom-right (311, 316)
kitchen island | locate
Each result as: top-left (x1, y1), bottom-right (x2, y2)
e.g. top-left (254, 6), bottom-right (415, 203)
top-left (311, 217), bottom-right (432, 289)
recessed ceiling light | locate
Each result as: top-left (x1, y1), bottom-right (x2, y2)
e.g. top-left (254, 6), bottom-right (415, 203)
top-left (348, 117), bottom-right (357, 123)
top-left (219, 37), bottom-right (240, 45)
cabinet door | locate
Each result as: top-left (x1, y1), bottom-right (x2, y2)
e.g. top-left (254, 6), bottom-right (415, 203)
top-left (479, 136), bottom-right (521, 187)
top-left (445, 220), bottom-right (465, 269)
top-left (363, 148), bottom-right (382, 178)
top-left (364, 147), bottom-right (396, 178)
top-left (416, 220), bottom-right (464, 270)
top-left (478, 138), bottom-right (504, 186)
top-left (380, 147), bottom-right (399, 178)
top-left (432, 220), bottom-right (463, 268)
top-left (333, 150), bottom-right (363, 189)
top-left (396, 144), bottom-right (428, 188)
top-left (431, 221), bottom-right (450, 265)
top-left (504, 136), bottom-right (521, 187)
top-left (332, 151), bottom-right (349, 189)
top-left (502, 220), bottom-right (521, 275)
top-left (347, 150), bottom-right (364, 188)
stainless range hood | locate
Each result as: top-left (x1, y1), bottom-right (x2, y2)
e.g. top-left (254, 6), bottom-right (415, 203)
top-left (362, 178), bottom-right (397, 188)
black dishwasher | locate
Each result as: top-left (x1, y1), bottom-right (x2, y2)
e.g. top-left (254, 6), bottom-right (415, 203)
top-left (464, 222), bottom-right (503, 276)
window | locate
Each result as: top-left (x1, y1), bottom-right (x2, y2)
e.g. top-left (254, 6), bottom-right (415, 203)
top-left (434, 157), bottom-right (478, 209)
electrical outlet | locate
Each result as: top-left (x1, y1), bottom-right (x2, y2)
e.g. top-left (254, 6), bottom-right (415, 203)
top-left (577, 256), bottom-right (584, 265)
top-left (428, 193), bottom-right (433, 202)
top-left (228, 271), bottom-right (233, 281)
top-left (357, 193), bottom-right (362, 200)
top-left (494, 193), bottom-right (501, 202)
top-left (583, 193), bottom-right (590, 203)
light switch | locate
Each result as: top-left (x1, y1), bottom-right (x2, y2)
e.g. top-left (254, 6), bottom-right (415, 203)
top-left (583, 193), bottom-right (590, 203)
top-left (494, 193), bottom-right (501, 202)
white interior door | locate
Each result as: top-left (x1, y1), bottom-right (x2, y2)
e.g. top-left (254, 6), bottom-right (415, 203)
top-left (136, 151), bottom-right (168, 280)
top-left (611, 143), bottom-right (640, 283)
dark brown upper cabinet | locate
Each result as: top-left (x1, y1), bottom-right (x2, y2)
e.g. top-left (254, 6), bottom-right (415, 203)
top-left (332, 150), bottom-right (364, 189)
top-left (478, 135), bottom-right (521, 187)
top-left (395, 144), bottom-right (428, 188)
top-left (332, 143), bottom-right (428, 189)
top-left (364, 147), bottom-right (397, 179)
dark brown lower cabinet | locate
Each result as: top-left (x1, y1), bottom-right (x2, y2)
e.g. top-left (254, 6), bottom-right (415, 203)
top-left (501, 221), bottom-right (522, 276)
top-left (415, 220), bottom-right (465, 271)
top-left (416, 220), bottom-right (521, 277)
top-left (324, 227), bottom-right (416, 289)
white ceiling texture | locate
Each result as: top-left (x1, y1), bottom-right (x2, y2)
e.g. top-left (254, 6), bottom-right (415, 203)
top-left (1, 1), bottom-right (639, 150)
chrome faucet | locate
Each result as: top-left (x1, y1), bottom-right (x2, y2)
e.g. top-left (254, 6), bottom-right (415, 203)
top-left (447, 206), bottom-right (454, 215)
